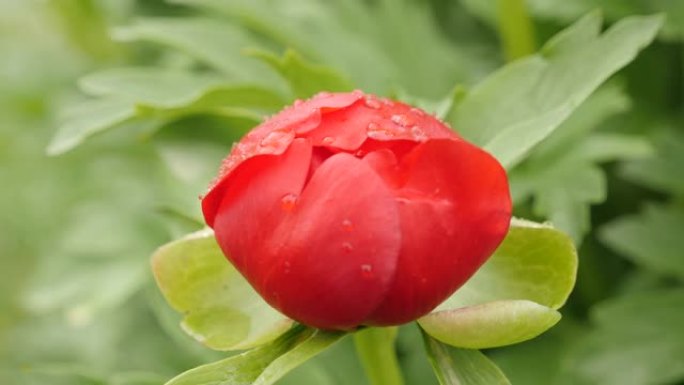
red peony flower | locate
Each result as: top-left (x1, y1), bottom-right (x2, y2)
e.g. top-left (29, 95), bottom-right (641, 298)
top-left (202, 91), bottom-right (511, 330)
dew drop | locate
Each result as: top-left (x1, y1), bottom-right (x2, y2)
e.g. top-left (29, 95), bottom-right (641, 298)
top-left (342, 242), bottom-right (354, 253)
top-left (360, 264), bottom-right (373, 278)
top-left (391, 114), bottom-right (410, 127)
top-left (293, 99), bottom-right (304, 107)
top-left (283, 261), bottom-right (292, 274)
top-left (280, 193), bottom-right (298, 212)
top-left (364, 96), bottom-right (382, 109)
top-left (410, 107), bottom-right (426, 117)
top-left (410, 125), bottom-right (427, 141)
top-left (367, 122), bottom-right (392, 139)
top-left (322, 136), bottom-right (335, 145)
top-left (341, 219), bottom-right (354, 232)
top-left (259, 129), bottom-right (292, 151)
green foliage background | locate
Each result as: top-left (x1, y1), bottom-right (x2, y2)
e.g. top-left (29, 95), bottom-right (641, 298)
top-left (0, 0), bottom-right (682, 384)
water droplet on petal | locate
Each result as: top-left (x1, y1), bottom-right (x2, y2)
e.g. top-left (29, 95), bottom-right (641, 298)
top-left (283, 261), bottom-right (292, 274)
top-left (280, 193), bottom-right (298, 212)
top-left (410, 125), bottom-right (428, 141)
top-left (342, 242), bottom-right (354, 253)
top-left (410, 107), bottom-right (426, 117)
top-left (360, 264), bottom-right (373, 278)
top-left (364, 96), bottom-right (381, 109)
top-left (259, 129), bottom-right (292, 151)
top-left (367, 122), bottom-right (393, 139)
top-left (342, 219), bottom-right (354, 232)
top-left (391, 114), bottom-right (410, 127)
top-left (293, 99), bottom-right (304, 107)
top-left (322, 136), bottom-right (335, 145)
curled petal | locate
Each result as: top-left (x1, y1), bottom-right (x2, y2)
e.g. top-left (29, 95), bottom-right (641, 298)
top-left (209, 139), bottom-right (312, 275)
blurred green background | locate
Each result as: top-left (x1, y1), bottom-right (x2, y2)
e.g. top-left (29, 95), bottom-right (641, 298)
top-left (0, 1), bottom-right (682, 384)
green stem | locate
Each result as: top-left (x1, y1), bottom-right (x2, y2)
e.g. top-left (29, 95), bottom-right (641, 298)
top-left (497, 0), bottom-right (537, 61)
top-left (353, 327), bottom-right (405, 385)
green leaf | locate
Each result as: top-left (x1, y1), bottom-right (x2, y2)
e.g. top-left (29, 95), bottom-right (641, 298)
top-left (566, 289), bottom-right (684, 385)
top-left (600, 203), bottom-right (684, 279)
top-left (47, 97), bottom-right (138, 155)
top-left (437, 218), bottom-right (577, 310)
top-left (447, 12), bottom-right (662, 168)
top-left (526, 0), bottom-right (684, 41)
top-left (508, 84), bottom-right (651, 242)
top-left (152, 229), bottom-right (293, 351)
top-left (80, 67), bottom-right (288, 112)
top-left (419, 300), bottom-right (560, 349)
top-left (79, 68), bottom-right (223, 108)
top-left (249, 49), bottom-right (353, 99)
top-left (620, 129), bottom-right (684, 196)
top-left (421, 331), bottom-right (511, 385)
top-left (165, 325), bottom-right (345, 385)
top-left (112, 18), bottom-right (282, 87)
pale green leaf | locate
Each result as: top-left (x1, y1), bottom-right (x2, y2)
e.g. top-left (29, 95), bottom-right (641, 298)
top-left (165, 326), bottom-right (344, 385)
top-left (447, 12), bottom-right (662, 168)
top-left (437, 218), bottom-right (577, 310)
top-left (600, 204), bottom-right (684, 279)
top-left (422, 331), bottom-right (511, 385)
top-left (419, 300), bottom-right (560, 349)
top-left (249, 49), bottom-right (353, 99)
top-left (152, 229), bottom-right (293, 351)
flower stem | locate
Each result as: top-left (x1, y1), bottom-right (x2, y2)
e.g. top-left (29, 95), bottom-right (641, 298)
top-left (353, 327), bottom-right (405, 385)
top-left (497, 0), bottom-right (537, 61)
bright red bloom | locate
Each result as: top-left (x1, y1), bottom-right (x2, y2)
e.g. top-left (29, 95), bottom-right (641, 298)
top-left (202, 91), bottom-right (511, 330)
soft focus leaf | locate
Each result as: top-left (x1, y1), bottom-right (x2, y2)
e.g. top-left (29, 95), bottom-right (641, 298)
top-left (566, 289), bottom-right (684, 385)
top-left (422, 331), bottom-right (511, 385)
top-left (47, 97), bottom-right (138, 155)
top-left (250, 49), bottom-right (353, 99)
top-left (438, 218), bottom-right (577, 310)
top-left (447, 12), bottom-right (662, 168)
top-left (165, 326), bottom-right (344, 385)
top-left (508, 84), bottom-right (652, 242)
top-left (419, 300), bottom-right (560, 349)
top-left (620, 129), bottom-right (684, 196)
top-left (112, 18), bottom-right (281, 86)
top-left (600, 203), bottom-right (684, 279)
top-left (152, 229), bottom-right (293, 351)
top-left (527, 0), bottom-right (684, 41)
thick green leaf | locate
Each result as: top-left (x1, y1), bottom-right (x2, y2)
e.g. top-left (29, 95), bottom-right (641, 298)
top-left (422, 331), bottom-right (511, 385)
top-left (437, 218), bottom-right (577, 311)
top-left (566, 289), bottom-right (684, 385)
top-left (152, 229), bottom-right (293, 351)
top-left (447, 12), bottom-right (662, 168)
top-left (165, 326), bottom-right (344, 385)
top-left (419, 300), bottom-right (560, 349)
top-left (600, 203), bottom-right (684, 279)
top-left (250, 49), bottom-right (353, 99)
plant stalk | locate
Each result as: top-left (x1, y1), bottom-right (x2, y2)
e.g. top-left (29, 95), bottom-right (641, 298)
top-left (497, 0), bottom-right (537, 61)
top-left (353, 327), bottom-right (405, 385)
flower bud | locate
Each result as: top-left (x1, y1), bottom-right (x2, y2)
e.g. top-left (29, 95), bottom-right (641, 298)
top-left (202, 91), bottom-right (511, 330)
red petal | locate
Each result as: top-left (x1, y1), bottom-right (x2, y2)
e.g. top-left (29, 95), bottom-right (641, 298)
top-left (209, 139), bottom-right (312, 277)
top-left (365, 139), bottom-right (511, 325)
top-left (260, 152), bottom-right (401, 330)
